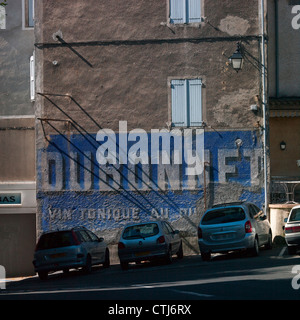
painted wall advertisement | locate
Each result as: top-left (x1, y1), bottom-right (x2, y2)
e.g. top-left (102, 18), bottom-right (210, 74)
top-left (37, 122), bottom-right (264, 233)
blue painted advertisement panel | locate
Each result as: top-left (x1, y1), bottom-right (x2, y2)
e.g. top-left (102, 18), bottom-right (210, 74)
top-left (37, 129), bottom-right (264, 233)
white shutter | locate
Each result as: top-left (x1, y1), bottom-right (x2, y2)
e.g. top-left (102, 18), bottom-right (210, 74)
top-left (188, 79), bottom-right (202, 126)
top-left (171, 80), bottom-right (187, 127)
top-left (187, 0), bottom-right (201, 23)
top-left (169, 0), bottom-right (186, 24)
top-left (30, 54), bottom-right (35, 101)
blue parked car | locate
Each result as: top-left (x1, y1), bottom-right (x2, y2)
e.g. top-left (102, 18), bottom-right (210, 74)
top-left (33, 227), bottom-right (110, 280)
top-left (198, 202), bottom-right (272, 261)
top-left (118, 220), bottom-right (183, 270)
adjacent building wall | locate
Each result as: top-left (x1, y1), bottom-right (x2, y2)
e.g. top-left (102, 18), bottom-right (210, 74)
top-left (267, 0), bottom-right (300, 205)
top-left (0, 0), bottom-right (36, 276)
top-left (269, 117), bottom-right (300, 177)
top-left (267, 0), bottom-right (300, 98)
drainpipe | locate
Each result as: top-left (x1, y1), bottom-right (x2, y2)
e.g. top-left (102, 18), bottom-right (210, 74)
top-left (274, 0), bottom-right (279, 98)
top-left (261, 0), bottom-right (269, 215)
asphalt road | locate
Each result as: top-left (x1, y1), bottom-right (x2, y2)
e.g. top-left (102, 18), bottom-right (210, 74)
top-left (1, 245), bottom-right (300, 303)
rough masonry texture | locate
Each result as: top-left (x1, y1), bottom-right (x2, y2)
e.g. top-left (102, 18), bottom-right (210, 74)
top-left (35, 0), bottom-right (266, 255)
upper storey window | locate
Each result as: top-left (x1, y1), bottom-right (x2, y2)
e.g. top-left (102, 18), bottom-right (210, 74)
top-left (24, 0), bottom-right (34, 28)
top-left (169, 0), bottom-right (202, 24)
top-left (171, 79), bottom-right (203, 127)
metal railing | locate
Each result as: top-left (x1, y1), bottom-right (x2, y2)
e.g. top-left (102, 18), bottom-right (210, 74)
top-left (270, 177), bottom-right (300, 204)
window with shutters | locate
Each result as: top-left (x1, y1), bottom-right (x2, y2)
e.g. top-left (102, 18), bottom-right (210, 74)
top-left (171, 79), bottom-right (203, 127)
top-left (169, 0), bottom-right (202, 24)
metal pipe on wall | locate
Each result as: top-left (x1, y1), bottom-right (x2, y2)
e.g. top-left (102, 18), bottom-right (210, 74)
top-left (261, 0), bottom-right (269, 215)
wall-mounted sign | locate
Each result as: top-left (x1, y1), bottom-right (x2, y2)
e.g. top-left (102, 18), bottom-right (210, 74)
top-left (0, 193), bottom-right (22, 205)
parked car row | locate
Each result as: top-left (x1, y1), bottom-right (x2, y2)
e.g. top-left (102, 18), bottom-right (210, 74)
top-left (33, 201), bottom-right (273, 280)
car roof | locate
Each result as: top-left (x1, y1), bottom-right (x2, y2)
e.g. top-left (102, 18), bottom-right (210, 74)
top-left (211, 201), bottom-right (249, 209)
top-left (206, 201), bottom-right (257, 213)
top-left (290, 204), bottom-right (300, 211)
top-left (122, 220), bottom-right (164, 228)
top-left (40, 226), bottom-right (87, 235)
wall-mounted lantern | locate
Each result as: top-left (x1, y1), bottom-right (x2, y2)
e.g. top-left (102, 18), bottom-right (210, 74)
top-left (280, 141), bottom-right (286, 151)
top-left (229, 42), bottom-right (244, 72)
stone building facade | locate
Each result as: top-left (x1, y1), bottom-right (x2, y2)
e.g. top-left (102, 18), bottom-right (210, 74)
top-left (35, 0), bottom-right (268, 256)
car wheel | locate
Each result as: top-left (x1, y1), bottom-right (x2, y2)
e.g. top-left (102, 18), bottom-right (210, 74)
top-left (38, 271), bottom-right (48, 280)
top-left (177, 243), bottom-right (183, 260)
top-left (83, 255), bottom-right (92, 274)
top-left (165, 246), bottom-right (173, 264)
top-left (251, 237), bottom-right (259, 257)
top-left (120, 261), bottom-right (129, 270)
top-left (265, 231), bottom-right (272, 250)
top-left (103, 249), bottom-right (110, 268)
top-left (201, 251), bottom-right (211, 261)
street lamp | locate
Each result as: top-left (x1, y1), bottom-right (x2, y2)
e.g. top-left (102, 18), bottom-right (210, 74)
top-left (229, 42), bottom-right (244, 72)
top-left (280, 141), bottom-right (286, 151)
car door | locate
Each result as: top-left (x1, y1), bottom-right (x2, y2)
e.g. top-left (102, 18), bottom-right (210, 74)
top-left (250, 204), bottom-right (267, 244)
top-left (77, 230), bottom-right (93, 260)
top-left (77, 230), bottom-right (100, 264)
top-left (163, 222), bottom-right (180, 254)
top-left (252, 204), bottom-right (269, 243)
top-left (86, 230), bottom-right (106, 263)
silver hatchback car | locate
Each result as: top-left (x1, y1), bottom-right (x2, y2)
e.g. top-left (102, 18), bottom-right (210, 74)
top-left (118, 220), bottom-right (183, 270)
top-left (198, 202), bottom-right (272, 261)
top-left (33, 227), bottom-right (110, 280)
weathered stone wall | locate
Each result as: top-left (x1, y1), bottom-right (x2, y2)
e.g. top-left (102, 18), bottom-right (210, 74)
top-left (35, 0), bottom-right (262, 132)
top-left (35, 0), bottom-right (266, 258)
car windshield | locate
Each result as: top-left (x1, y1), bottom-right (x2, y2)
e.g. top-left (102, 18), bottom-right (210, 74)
top-left (202, 207), bottom-right (245, 225)
top-left (289, 208), bottom-right (300, 222)
top-left (36, 231), bottom-right (76, 250)
top-left (123, 223), bottom-right (159, 239)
